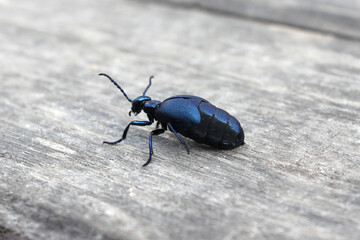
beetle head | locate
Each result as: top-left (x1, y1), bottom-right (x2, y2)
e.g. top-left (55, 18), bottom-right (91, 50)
top-left (130, 96), bottom-right (151, 115)
top-left (99, 73), bottom-right (155, 116)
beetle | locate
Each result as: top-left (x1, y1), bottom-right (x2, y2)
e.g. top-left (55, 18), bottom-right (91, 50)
top-left (99, 73), bottom-right (245, 166)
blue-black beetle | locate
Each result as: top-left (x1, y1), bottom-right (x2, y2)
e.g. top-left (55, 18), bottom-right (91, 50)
top-left (100, 73), bottom-right (245, 166)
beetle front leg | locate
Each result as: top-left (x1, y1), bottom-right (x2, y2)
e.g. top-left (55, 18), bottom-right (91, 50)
top-left (168, 123), bottom-right (190, 154)
top-left (143, 129), bottom-right (165, 167)
top-left (103, 120), bottom-right (153, 145)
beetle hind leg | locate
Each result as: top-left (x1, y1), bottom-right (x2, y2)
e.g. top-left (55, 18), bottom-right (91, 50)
top-left (168, 123), bottom-right (190, 154)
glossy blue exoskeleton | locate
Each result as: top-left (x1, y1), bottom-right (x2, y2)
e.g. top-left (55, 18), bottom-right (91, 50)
top-left (99, 73), bottom-right (245, 166)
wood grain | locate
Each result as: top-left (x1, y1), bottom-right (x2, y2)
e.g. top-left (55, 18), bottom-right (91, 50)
top-left (158, 0), bottom-right (360, 40)
top-left (0, 0), bottom-right (359, 240)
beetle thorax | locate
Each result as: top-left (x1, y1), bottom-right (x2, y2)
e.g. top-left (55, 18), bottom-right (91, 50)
top-left (144, 100), bottom-right (161, 116)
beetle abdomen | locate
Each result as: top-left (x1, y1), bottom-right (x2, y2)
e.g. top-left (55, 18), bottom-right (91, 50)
top-left (183, 101), bottom-right (245, 149)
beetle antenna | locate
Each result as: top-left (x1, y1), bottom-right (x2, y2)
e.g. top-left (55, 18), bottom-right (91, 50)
top-left (142, 76), bottom-right (154, 96)
top-left (99, 73), bottom-right (132, 102)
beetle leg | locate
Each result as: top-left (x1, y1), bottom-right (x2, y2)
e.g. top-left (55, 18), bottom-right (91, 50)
top-left (155, 121), bottom-right (161, 129)
top-left (143, 129), bottom-right (165, 167)
top-left (103, 120), bottom-right (152, 145)
top-left (167, 123), bottom-right (190, 154)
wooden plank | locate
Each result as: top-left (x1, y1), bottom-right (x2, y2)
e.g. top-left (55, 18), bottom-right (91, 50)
top-left (158, 0), bottom-right (360, 40)
top-left (0, 226), bottom-right (30, 240)
top-left (0, 0), bottom-right (359, 240)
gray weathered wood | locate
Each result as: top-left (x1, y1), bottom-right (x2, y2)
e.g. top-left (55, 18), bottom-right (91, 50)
top-left (159, 0), bottom-right (360, 40)
top-left (0, 0), bottom-right (359, 240)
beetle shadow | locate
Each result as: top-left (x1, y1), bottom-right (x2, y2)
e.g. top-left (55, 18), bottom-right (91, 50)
top-left (190, 141), bottom-right (223, 152)
top-left (189, 140), bottom-right (247, 153)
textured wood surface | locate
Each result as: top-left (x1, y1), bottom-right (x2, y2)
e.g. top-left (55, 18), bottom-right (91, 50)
top-left (160, 0), bottom-right (360, 40)
top-left (0, 0), bottom-right (359, 240)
